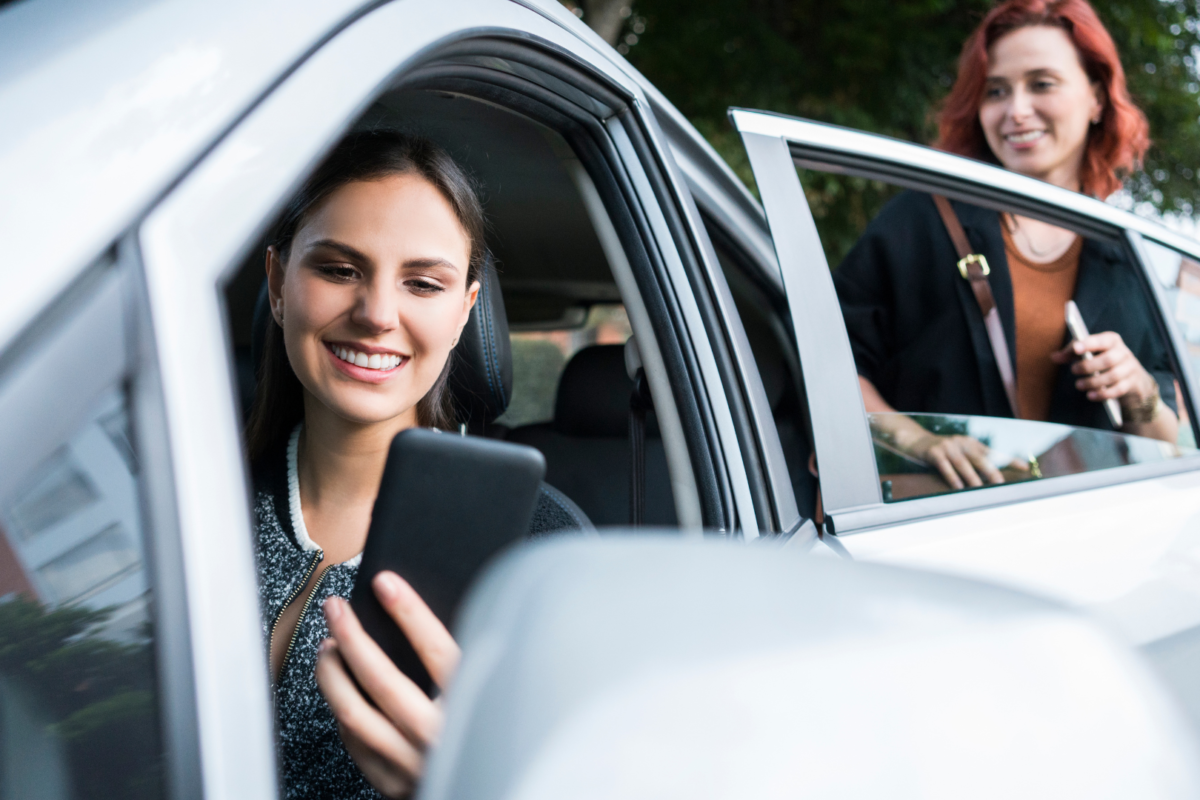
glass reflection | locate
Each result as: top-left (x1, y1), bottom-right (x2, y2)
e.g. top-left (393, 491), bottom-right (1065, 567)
top-left (0, 389), bottom-right (164, 799)
top-left (871, 412), bottom-right (1196, 502)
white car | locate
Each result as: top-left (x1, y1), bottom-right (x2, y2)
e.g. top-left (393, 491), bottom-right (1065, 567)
top-left (2, 0), bottom-right (1200, 796)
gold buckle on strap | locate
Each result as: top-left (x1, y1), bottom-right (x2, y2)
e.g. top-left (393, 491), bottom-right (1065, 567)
top-left (957, 253), bottom-right (990, 280)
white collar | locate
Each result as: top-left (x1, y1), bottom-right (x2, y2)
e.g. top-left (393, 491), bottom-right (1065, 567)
top-left (287, 424), bottom-right (362, 567)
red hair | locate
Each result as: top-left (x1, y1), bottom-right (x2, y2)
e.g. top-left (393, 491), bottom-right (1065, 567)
top-left (936, 0), bottom-right (1149, 198)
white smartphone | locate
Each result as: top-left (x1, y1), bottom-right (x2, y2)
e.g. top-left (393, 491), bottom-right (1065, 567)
top-left (1065, 300), bottom-right (1123, 429)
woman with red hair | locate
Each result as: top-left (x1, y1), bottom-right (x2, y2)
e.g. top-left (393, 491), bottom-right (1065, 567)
top-left (834, 0), bottom-right (1179, 490)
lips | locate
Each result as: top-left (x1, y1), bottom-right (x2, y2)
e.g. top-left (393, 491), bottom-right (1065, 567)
top-left (324, 342), bottom-right (407, 384)
top-left (327, 343), bottom-right (405, 371)
top-left (1004, 130), bottom-right (1046, 145)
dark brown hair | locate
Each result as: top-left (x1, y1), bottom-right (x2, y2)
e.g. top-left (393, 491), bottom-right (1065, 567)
top-left (936, 0), bottom-right (1149, 198)
top-left (246, 131), bottom-right (486, 460)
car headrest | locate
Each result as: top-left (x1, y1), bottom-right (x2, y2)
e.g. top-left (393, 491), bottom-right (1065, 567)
top-left (553, 344), bottom-right (632, 438)
top-left (249, 254), bottom-right (512, 429)
top-left (448, 255), bottom-right (513, 431)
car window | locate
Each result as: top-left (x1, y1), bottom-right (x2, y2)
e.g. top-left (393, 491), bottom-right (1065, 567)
top-left (871, 412), bottom-right (1194, 502)
top-left (799, 169), bottom-right (1193, 495)
top-left (1138, 236), bottom-right (1200, 448)
top-left (496, 304), bottom-right (632, 428)
top-left (0, 285), bottom-right (166, 800)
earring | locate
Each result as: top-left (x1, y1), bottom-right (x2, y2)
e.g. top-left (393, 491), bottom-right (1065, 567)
top-left (451, 336), bottom-right (460, 347)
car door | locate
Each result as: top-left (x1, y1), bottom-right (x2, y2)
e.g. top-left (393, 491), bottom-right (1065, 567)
top-left (732, 109), bottom-right (1200, 723)
top-left (0, 244), bottom-right (237, 799)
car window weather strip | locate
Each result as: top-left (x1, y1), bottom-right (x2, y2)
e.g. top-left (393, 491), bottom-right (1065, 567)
top-left (401, 50), bottom-right (740, 531)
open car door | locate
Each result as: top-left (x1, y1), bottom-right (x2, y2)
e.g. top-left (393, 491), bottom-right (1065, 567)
top-left (731, 108), bottom-right (1200, 727)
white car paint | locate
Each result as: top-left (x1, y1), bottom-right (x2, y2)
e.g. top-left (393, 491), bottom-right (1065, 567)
top-left (839, 470), bottom-right (1200, 648)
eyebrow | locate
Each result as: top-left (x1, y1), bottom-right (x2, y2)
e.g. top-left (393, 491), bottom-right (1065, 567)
top-left (403, 257), bottom-right (461, 274)
top-left (305, 238), bottom-right (370, 263)
top-left (304, 240), bottom-right (461, 273)
top-left (985, 68), bottom-right (1062, 81)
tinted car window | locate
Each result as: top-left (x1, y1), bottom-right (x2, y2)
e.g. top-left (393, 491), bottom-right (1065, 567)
top-left (0, 332), bottom-right (165, 797)
top-left (871, 412), bottom-right (1195, 502)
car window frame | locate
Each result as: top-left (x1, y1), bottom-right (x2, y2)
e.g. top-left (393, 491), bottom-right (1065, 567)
top-left (139, 0), bottom-right (784, 537)
top-left (732, 108), bottom-right (1200, 535)
top-left (0, 250), bottom-right (202, 800)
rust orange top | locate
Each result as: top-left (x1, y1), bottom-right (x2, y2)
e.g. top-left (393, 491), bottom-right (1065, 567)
top-left (1002, 221), bottom-right (1083, 421)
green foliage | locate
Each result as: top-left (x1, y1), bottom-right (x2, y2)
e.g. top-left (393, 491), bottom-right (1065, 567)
top-left (0, 597), bottom-right (163, 800)
top-left (618, 0), bottom-right (1200, 219)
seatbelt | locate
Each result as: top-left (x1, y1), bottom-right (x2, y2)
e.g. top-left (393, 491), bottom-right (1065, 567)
top-left (625, 338), bottom-right (651, 526)
top-left (932, 195), bottom-right (1021, 419)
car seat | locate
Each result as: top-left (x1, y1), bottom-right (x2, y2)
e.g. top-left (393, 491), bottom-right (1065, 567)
top-left (247, 255), bottom-right (592, 532)
top-left (506, 344), bottom-right (677, 527)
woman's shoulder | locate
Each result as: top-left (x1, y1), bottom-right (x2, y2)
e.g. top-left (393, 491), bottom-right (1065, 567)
top-left (864, 190), bottom-right (943, 230)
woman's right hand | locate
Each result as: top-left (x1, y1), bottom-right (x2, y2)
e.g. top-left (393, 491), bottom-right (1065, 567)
top-left (316, 572), bottom-right (460, 799)
top-left (905, 432), bottom-right (1005, 490)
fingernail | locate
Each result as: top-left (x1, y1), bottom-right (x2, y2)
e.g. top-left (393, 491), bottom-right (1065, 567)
top-left (323, 597), bottom-right (343, 621)
top-left (374, 571), bottom-right (402, 602)
top-left (318, 639), bottom-right (332, 654)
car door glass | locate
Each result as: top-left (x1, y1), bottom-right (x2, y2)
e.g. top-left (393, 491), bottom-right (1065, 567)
top-left (0, 317), bottom-right (165, 798)
top-left (872, 411), bottom-right (1193, 502)
top-left (1139, 236), bottom-right (1200, 448)
top-left (797, 168), bottom-right (1193, 492)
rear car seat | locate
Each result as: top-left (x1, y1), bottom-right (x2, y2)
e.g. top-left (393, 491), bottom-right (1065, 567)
top-left (507, 345), bottom-right (677, 527)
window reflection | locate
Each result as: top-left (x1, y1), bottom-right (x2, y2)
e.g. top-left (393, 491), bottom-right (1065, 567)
top-left (872, 412), bottom-right (1195, 502)
top-left (0, 388), bottom-right (164, 799)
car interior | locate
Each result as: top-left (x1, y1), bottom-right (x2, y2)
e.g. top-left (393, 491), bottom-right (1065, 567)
top-left (225, 87), bottom-right (687, 529)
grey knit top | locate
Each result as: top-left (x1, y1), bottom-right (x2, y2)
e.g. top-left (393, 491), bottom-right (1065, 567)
top-left (252, 429), bottom-right (589, 800)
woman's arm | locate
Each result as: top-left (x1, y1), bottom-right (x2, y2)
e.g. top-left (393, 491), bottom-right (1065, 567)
top-left (1052, 332), bottom-right (1179, 444)
top-left (316, 572), bottom-right (459, 799)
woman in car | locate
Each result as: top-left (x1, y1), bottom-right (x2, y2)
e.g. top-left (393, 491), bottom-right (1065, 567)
top-left (247, 131), bottom-right (553, 799)
top-left (834, 0), bottom-right (1179, 490)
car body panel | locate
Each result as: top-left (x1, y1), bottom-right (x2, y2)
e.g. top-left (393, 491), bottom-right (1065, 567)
top-left (0, 0), bottom-right (373, 352)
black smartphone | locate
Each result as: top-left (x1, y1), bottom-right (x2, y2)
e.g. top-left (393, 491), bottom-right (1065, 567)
top-left (350, 428), bottom-right (546, 697)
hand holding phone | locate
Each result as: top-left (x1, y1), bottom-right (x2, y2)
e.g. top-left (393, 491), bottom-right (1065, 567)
top-left (350, 428), bottom-right (546, 696)
top-left (1065, 300), bottom-right (1123, 428)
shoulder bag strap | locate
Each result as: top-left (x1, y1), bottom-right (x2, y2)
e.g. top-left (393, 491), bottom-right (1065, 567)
top-left (931, 195), bottom-right (1021, 418)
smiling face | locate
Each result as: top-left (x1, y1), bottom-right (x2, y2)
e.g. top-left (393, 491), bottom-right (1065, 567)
top-left (267, 173), bottom-right (479, 431)
top-left (979, 25), bottom-right (1104, 191)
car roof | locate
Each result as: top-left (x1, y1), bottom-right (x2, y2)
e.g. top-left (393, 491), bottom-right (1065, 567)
top-left (0, 0), bottom-right (763, 352)
top-left (0, 0), bottom-right (384, 348)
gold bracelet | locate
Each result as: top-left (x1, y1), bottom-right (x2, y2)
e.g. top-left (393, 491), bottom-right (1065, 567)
top-left (1124, 381), bottom-right (1162, 424)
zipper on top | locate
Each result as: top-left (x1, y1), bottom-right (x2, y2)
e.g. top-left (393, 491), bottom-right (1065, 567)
top-left (270, 549), bottom-right (324, 679)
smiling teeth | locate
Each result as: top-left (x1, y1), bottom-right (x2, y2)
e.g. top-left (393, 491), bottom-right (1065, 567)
top-left (333, 346), bottom-right (402, 370)
top-left (1006, 130), bottom-right (1044, 143)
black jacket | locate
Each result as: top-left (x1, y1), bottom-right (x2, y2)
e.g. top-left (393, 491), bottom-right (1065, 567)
top-left (833, 190), bottom-right (1176, 428)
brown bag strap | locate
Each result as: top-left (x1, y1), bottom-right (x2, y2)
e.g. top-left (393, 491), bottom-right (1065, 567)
top-left (932, 195), bottom-right (1021, 418)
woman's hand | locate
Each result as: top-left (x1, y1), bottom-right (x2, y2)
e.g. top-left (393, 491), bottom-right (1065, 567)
top-left (316, 572), bottom-right (460, 799)
top-left (1051, 331), bottom-right (1157, 407)
top-left (906, 432), bottom-right (1005, 490)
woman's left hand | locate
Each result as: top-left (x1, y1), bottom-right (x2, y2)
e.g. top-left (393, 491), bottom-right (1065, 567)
top-left (315, 572), bottom-right (460, 799)
top-left (1051, 331), bottom-right (1158, 407)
